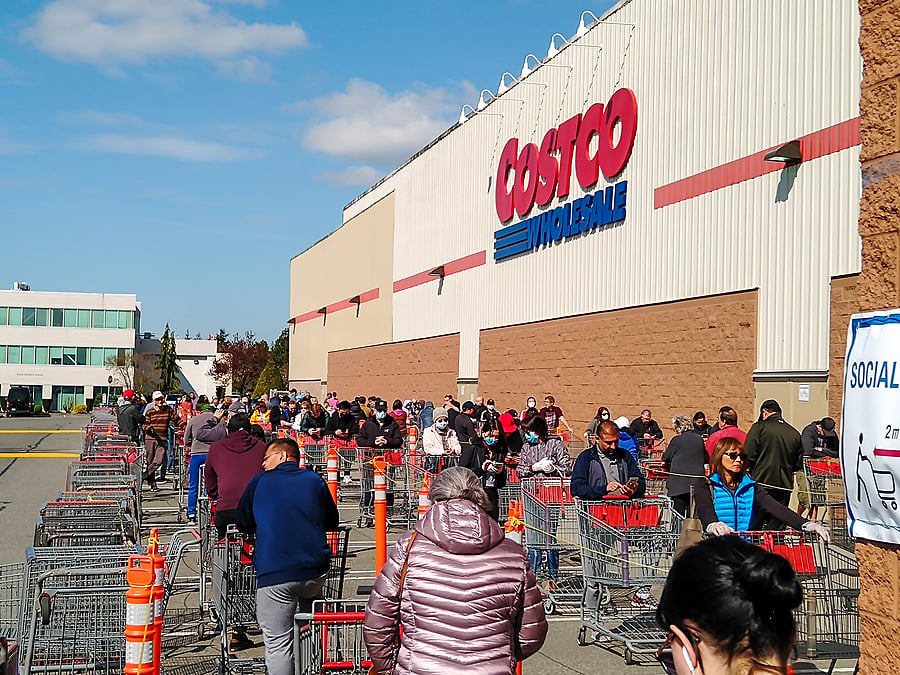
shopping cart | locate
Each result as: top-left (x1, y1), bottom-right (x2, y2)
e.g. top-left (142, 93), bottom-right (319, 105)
top-left (19, 567), bottom-right (128, 675)
top-left (803, 457), bottom-right (845, 507)
top-left (576, 497), bottom-right (681, 663)
top-left (0, 562), bottom-right (24, 640)
top-left (294, 600), bottom-right (371, 675)
top-left (736, 530), bottom-right (859, 659)
top-left (827, 502), bottom-right (853, 552)
top-left (638, 459), bottom-right (668, 496)
top-left (521, 478), bottom-right (582, 614)
top-left (33, 512), bottom-right (138, 547)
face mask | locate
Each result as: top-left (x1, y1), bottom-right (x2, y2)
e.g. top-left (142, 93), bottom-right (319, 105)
top-left (527, 401), bottom-right (536, 409)
top-left (484, 436), bottom-right (498, 446)
top-left (435, 419), bottom-right (449, 430)
top-left (487, 405), bottom-right (494, 411)
top-left (376, 411), bottom-right (387, 420)
top-left (601, 413), bottom-right (609, 421)
top-left (524, 432), bottom-right (539, 444)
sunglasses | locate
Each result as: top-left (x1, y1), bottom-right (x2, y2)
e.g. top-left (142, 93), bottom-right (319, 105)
top-left (723, 451), bottom-right (747, 461)
top-left (656, 630), bottom-right (699, 675)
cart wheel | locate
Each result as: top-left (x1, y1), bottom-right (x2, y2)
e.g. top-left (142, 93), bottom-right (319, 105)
top-left (576, 626), bottom-right (589, 646)
top-left (624, 648), bottom-right (634, 665)
top-left (197, 622), bottom-right (205, 640)
top-left (893, 502), bottom-right (898, 511)
top-left (543, 597), bottom-right (555, 615)
top-left (357, 516), bottom-right (364, 528)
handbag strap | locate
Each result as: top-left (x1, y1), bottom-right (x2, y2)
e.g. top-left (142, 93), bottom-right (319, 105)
top-left (689, 485), bottom-right (697, 519)
top-left (397, 530), bottom-right (418, 596)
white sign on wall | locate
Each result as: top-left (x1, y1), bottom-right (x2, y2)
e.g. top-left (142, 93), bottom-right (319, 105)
top-left (842, 310), bottom-right (900, 544)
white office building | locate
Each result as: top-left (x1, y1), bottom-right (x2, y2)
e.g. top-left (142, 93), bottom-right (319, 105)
top-left (0, 287), bottom-right (140, 411)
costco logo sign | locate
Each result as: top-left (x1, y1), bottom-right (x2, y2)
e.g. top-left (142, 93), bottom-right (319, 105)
top-left (493, 88), bottom-right (637, 261)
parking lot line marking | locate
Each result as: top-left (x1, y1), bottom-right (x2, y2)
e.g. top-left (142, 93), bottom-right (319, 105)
top-left (0, 452), bottom-right (80, 458)
top-left (0, 430), bottom-right (81, 434)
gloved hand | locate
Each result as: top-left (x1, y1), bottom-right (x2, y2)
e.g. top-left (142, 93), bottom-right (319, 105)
top-left (706, 521), bottom-right (734, 537)
top-left (532, 458), bottom-right (555, 473)
top-left (802, 520), bottom-right (831, 543)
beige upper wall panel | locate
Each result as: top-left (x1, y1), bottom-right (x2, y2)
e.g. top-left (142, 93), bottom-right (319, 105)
top-left (288, 193), bottom-right (395, 382)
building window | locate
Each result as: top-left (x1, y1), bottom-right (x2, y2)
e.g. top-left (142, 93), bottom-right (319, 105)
top-left (34, 346), bottom-right (48, 365)
top-left (7, 346), bottom-right (20, 364)
top-left (118, 311), bottom-right (129, 329)
top-left (20, 346), bottom-right (34, 365)
top-left (76, 347), bottom-right (88, 366)
top-left (35, 308), bottom-right (48, 327)
top-left (63, 309), bottom-right (76, 327)
top-left (50, 346), bottom-right (62, 365)
top-left (91, 310), bottom-right (103, 328)
top-left (0, 307), bottom-right (7, 325)
top-left (51, 308), bottom-right (63, 327)
top-left (22, 308), bottom-right (36, 326)
top-left (8, 308), bottom-right (22, 326)
top-left (0, 346), bottom-right (5, 363)
top-left (77, 309), bottom-right (90, 328)
top-left (89, 347), bottom-right (104, 366)
top-left (63, 347), bottom-right (76, 365)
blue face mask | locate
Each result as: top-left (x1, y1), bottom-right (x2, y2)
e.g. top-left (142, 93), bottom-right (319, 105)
top-left (484, 436), bottom-right (498, 446)
top-left (524, 431), bottom-right (539, 444)
top-left (376, 411), bottom-right (387, 420)
top-left (487, 405), bottom-right (495, 411)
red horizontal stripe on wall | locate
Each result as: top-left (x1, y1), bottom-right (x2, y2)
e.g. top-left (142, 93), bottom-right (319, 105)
top-left (289, 288), bottom-right (379, 325)
top-left (392, 251), bottom-right (487, 293)
top-left (654, 117), bottom-right (860, 209)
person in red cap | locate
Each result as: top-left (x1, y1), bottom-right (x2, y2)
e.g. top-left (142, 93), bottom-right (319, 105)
top-left (116, 389), bottom-right (144, 444)
top-left (498, 412), bottom-right (523, 460)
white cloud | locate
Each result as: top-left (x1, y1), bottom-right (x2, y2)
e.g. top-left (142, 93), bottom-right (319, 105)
top-left (70, 133), bottom-right (261, 161)
top-left (318, 165), bottom-right (385, 187)
top-left (21, 0), bottom-right (308, 67)
top-left (216, 56), bottom-right (272, 84)
top-left (289, 78), bottom-right (475, 166)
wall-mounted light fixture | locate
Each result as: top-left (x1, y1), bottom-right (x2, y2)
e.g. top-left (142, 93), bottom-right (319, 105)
top-left (547, 32), bottom-right (602, 59)
top-left (576, 10), bottom-right (600, 37)
top-left (497, 72), bottom-right (549, 95)
top-left (764, 140), bottom-right (802, 165)
top-left (317, 306), bottom-right (327, 326)
top-left (477, 88), bottom-right (525, 111)
top-left (429, 266), bottom-right (446, 279)
top-left (349, 295), bottom-right (362, 317)
top-left (520, 53), bottom-right (574, 79)
top-left (458, 104), bottom-right (504, 125)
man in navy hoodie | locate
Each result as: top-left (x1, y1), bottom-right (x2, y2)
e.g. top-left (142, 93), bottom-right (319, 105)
top-left (237, 437), bottom-right (340, 675)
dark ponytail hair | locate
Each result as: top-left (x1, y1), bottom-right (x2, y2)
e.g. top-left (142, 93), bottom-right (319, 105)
top-left (657, 536), bottom-right (801, 671)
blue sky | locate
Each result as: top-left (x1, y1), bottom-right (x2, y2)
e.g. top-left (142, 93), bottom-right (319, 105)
top-left (1, 0), bottom-right (615, 344)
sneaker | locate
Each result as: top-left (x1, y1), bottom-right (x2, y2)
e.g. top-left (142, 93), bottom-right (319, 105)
top-left (156, 478), bottom-right (169, 484)
top-left (151, 485), bottom-right (160, 493)
top-left (187, 515), bottom-right (197, 525)
top-left (342, 475), bottom-right (353, 485)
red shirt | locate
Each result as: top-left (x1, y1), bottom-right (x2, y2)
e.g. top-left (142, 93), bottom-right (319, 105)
top-left (540, 406), bottom-right (564, 431)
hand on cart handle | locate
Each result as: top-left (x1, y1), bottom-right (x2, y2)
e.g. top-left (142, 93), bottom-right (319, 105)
top-left (802, 521), bottom-right (830, 543)
top-left (706, 521), bottom-right (735, 537)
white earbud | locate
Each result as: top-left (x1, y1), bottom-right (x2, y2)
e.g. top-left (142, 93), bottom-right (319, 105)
top-left (682, 645), bottom-right (696, 674)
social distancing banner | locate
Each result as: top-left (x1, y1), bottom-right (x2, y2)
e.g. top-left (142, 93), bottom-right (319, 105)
top-left (842, 310), bottom-right (900, 544)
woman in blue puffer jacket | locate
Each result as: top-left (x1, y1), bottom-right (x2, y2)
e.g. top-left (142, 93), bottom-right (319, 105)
top-left (693, 437), bottom-right (829, 540)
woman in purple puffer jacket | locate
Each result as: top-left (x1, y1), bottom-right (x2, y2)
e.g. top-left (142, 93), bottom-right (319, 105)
top-left (363, 466), bottom-right (548, 674)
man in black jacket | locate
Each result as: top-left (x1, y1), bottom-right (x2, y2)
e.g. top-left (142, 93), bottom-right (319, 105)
top-left (630, 409), bottom-right (664, 447)
top-left (356, 400), bottom-right (403, 527)
top-left (116, 389), bottom-right (145, 443)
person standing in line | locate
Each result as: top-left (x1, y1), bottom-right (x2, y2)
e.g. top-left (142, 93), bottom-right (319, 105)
top-left (613, 416), bottom-right (641, 461)
top-left (389, 399), bottom-right (408, 433)
top-left (585, 406), bottom-right (612, 439)
top-left (743, 399), bottom-right (803, 522)
top-left (520, 397), bottom-right (539, 421)
top-left (690, 411), bottom-right (713, 438)
top-left (363, 467), bottom-right (548, 674)
top-left (630, 409), bottom-right (664, 447)
top-left (796, 417), bottom-right (840, 518)
top-left (539, 395), bottom-right (574, 436)
top-left (183, 403), bottom-right (218, 524)
top-left (143, 390), bottom-right (174, 490)
top-left (460, 418), bottom-right (508, 521)
top-left (704, 407), bottom-right (746, 458)
top-left (662, 414), bottom-right (707, 516)
top-left (236, 438), bottom-right (339, 675)
top-left (422, 407), bottom-right (461, 474)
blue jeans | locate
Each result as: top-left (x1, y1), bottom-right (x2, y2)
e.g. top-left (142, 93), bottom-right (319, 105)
top-left (187, 453), bottom-right (206, 517)
top-left (529, 549), bottom-right (559, 580)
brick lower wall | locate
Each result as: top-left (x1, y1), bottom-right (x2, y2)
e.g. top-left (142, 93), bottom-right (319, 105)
top-left (829, 275), bottom-right (859, 421)
top-left (326, 334), bottom-right (460, 403)
top-left (479, 291), bottom-right (758, 435)
top-left (857, 0), bottom-right (900, 670)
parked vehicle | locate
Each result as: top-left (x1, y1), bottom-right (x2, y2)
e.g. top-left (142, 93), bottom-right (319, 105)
top-left (6, 386), bottom-right (33, 416)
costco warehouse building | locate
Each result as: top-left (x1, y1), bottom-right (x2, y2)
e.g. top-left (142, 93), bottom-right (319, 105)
top-left (288, 0), bottom-right (862, 434)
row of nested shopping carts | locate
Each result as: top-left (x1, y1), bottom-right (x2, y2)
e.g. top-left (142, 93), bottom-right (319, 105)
top-left (0, 409), bottom-right (208, 675)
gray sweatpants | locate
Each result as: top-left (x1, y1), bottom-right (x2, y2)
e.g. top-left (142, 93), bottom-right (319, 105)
top-left (256, 575), bottom-right (327, 675)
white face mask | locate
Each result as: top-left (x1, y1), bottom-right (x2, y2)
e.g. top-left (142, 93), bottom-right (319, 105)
top-left (435, 419), bottom-right (449, 430)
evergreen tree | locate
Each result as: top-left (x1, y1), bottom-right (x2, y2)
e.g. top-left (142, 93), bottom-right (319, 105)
top-left (253, 359), bottom-right (284, 397)
top-left (155, 324), bottom-right (182, 392)
top-left (269, 327), bottom-right (290, 384)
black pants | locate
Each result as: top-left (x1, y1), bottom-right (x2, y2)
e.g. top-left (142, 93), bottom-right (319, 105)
top-left (214, 508), bottom-right (239, 539)
top-left (671, 493), bottom-right (691, 519)
top-left (756, 486), bottom-right (792, 530)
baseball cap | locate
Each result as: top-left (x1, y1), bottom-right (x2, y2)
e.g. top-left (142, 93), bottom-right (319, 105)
top-left (374, 400), bottom-right (388, 412)
top-left (820, 417), bottom-right (837, 436)
top-left (152, 391), bottom-right (164, 400)
top-left (462, 401), bottom-right (476, 412)
top-left (614, 416), bottom-right (630, 430)
top-left (122, 389), bottom-right (134, 401)
top-left (498, 412), bottom-right (517, 434)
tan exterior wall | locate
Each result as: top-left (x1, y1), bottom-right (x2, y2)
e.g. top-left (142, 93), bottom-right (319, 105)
top-left (326, 334), bottom-right (460, 403)
top-left (478, 291), bottom-right (758, 435)
top-left (288, 193), bottom-right (395, 384)
top-left (857, 1), bottom-right (900, 671)
top-left (829, 275), bottom-right (859, 421)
